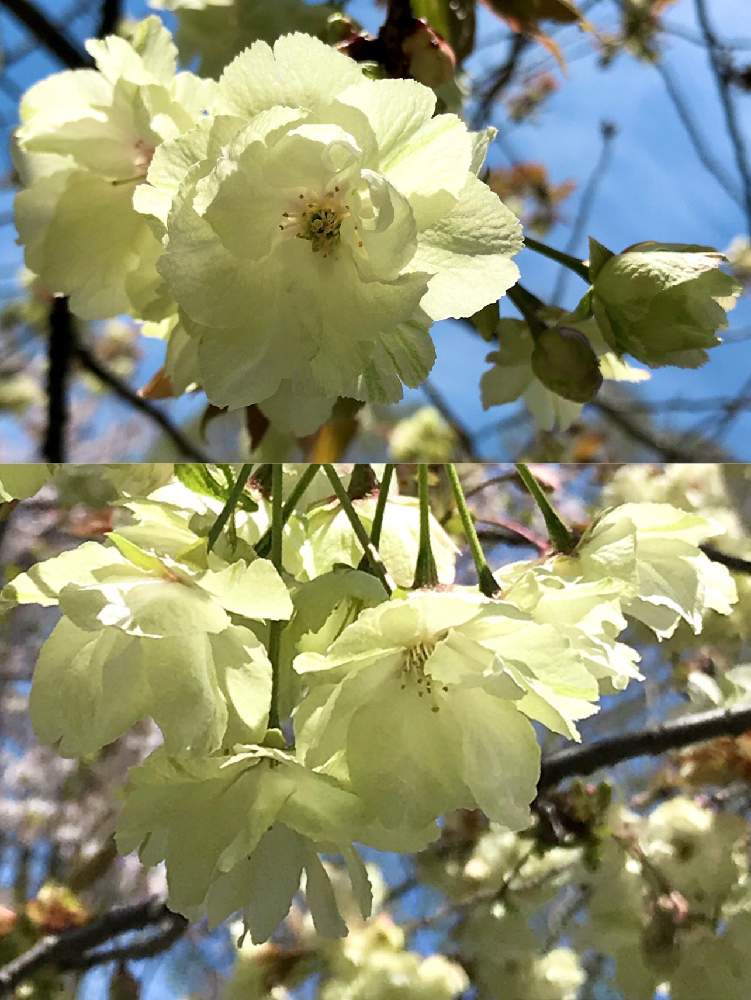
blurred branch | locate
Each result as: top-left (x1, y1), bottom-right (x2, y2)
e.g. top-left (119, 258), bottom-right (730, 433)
top-left (42, 297), bottom-right (73, 462)
top-left (0, 0), bottom-right (89, 68)
top-left (421, 380), bottom-right (481, 461)
top-left (694, 0), bottom-right (751, 234)
top-left (75, 341), bottom-right (210, 461)
top-left (97, 0), bottom-right (120, 37)
top-left (654, 55), bottom-right (745, 210)
top-left (701, 545), bottom-right (751, 576)
top-left (552, 121), bottom-right (617, 304)
top-left (591, 399), bottom-right (698, 461)
top-left (477, 33), bottom-right (530, 122)
top-left (539, 704), bottom-right (751, 790)
top-left (0, 898), bottom-right (187, 992)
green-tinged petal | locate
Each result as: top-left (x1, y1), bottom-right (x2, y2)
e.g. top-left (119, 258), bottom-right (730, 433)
top-left (304, 849), bottom-right (348, 938)
top-left (216, 33), bottom-right (363, 119)
top-left (86, 16), bottom-right (178, 86)
top-left (58, 573), bottom-right (230, 638)
top-left (0, 541), bottom-right (125, 611)
top-left (346, 674), bottom-right (466, 830)
top-left (30, 618), bottom-right (148, 756)
top-left (15, 170), bottom-right (161, 319)
top-left (197, 557), bottom-right (293, 621)
top-left (448, 689), bottom-right (540, 830)
top-left (0, 464), bottom-right (53, 502)
top-left (211, 626), bottom-right (272, 745)
top-left (414, 175), bottom-right (523, 321)
top-left (144, 632), bottom-right (228, 752)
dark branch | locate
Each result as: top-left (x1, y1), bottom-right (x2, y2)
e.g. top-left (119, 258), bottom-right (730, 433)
top-left (42, 297), bottom-right (73, 462)
top-left (552, 121), bottom-right (617, 304)
top-left (654, 56), bottom-right (744, 209)
top-left (0, 898), bottom-right (187, 993)
top-left (421, 380), bottom-right (481, 461)
top-left (97, 0), bottom-right (121, 37)
top-left (477, 33), bottom-right (530, 123)
top-left (591, 399), bottom-right (700, 462)
top-left (539, 704), bottom-right (751, 790)
top-left (701, 544), bottom-right (751, 576)
top-left (0, 0), bottom-right (90, 68)
top-left (694, 0), bottom-right (751, 234)
top-left (75, 342), bottom-right (210, 462)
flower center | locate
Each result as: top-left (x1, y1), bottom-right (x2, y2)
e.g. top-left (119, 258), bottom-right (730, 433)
top-left (279, 187), bottom-right (362, 259)
top-left (402, 641), bottom-right (445, 712)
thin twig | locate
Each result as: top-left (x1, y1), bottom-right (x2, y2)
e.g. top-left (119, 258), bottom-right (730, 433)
top-left (539, 704), bottom-right (751, 790)
top-left (552, 122), bottom-right (617, 304)
top-left (0, 0), bottom-right (89, 68)
top-left (694, 0), bottom-right (751, 233)
top-left (0, 898), bottom-right (187, 993)
top-left (701, 544), bottom-right (751, 576)
top-left (421, 381), bottom-right (481, 461)
top-left (75, 343), bottom-right (209, 461)
top-left (591, 399), bottom-right (698, 462)
top-left (653, 57), bottom-right (744, 208)
top-left (477, 33), bottom-right (530, 123)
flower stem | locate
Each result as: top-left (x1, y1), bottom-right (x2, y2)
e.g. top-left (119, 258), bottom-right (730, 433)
top-left (506, 283), bottom-right (548, 339)
top-left (446, 464), bottom-right (498, 598)
top-left (357, 463), bottom-right (394, 572)
top-left (370, 464), bottom-right (394, 549)
top-left (412, 465), bottom-right (439, 589)
top-left (267, 464), bottom-right (284, 731)
top-left (524, 236), bottom-right (591, 283)
top-left (323, 464), bottom-right (394, 593)
top-left (515, 464), bottom-right (576, 553)
top-left (255, 464), bottom-right (320, 557)
top-left (207, 464), bottom-right (253, 552)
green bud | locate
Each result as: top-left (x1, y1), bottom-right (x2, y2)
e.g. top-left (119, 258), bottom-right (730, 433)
top-left (591, 242), bottom-right (742, 368)
top-left (531, 326), bottom-right (603, 403)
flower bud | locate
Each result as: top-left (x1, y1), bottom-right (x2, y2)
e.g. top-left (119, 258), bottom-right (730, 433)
top-left (531, 326), bottom-right (603, 403)
top-left (403, 20), bottom-right (457, 89)
top-left (590, 239), bottom-right (741, 367)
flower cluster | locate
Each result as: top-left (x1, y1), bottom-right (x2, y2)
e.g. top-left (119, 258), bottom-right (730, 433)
top-left (1, 464), bottom-right (739, 947)
top-left (12, 14), bottom-right (742, 439)
top-left (13, 19), bottom-right (523, 435)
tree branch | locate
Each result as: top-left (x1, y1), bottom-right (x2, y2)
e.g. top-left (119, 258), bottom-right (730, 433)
top-left (0, 0), bottom-right (89, 68)
top-left (538, 704), bottom-right (751, 790)
top-left (694, 0), bottom-right (751, 234)
top-left (42, 297), bottom-right (73, 462)
top-left (97, 0), bottom-right (121, 38)
top-left (0, 898), bottom-right (187, 993)
top-left (701, 544), bottom-right (751, 576)
top-left (75, 342), bottom-right (210, 462)
top-left (551, 121), bottom-right (617, 304)
top-left (421, 380), bottom-right (481, 461)
top-left (591, 399), bottom-right (699, 462)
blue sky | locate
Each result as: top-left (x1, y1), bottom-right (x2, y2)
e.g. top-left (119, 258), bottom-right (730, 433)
top-left (0, 0), bottom-right (749, 460)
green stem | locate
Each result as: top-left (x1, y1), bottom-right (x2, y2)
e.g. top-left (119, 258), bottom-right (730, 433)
top-left (357, 463), bottom-right (394, 572)
top-left (267, 464), bottom-right (284, 731)
top-left (507, 283), bottom-right (548, 339)
top-left (323, 464), bottom-right (393, 593)
top-left (413, 465), bottom-right (439, 589)
top-left (445, 464), bottom-right (498, 598)
top-left (255, 464), bottom-right (320, 557)
top-left (370, 464), bottom-right (394, 549)
top-left (515, 463), bottom-right (575, 553)
top-left (524, 236), bottom-right (591, 283)
top-left (207, 463), bottom-right (253, 552)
